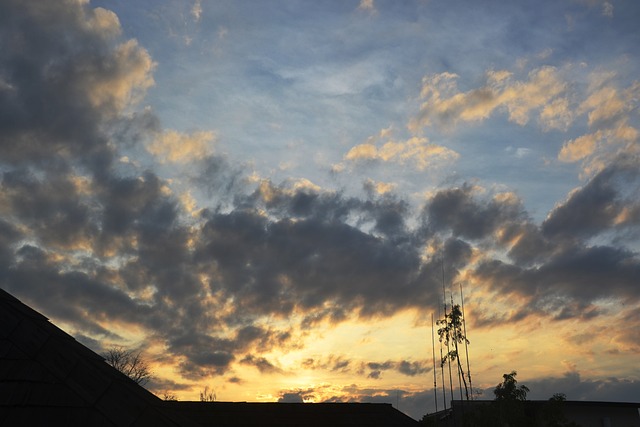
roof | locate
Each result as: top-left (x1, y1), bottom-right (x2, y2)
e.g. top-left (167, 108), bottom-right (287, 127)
top-left (166, 401), bottom-right (420, 427)
top-left (0, 287), bottom-right (419, 427)
top-left (450, 399), bottom-right (640, 408)
top-left (425, 399), bottom-right (640, 427)
top-left (0, 287), bottom-right (193, 426)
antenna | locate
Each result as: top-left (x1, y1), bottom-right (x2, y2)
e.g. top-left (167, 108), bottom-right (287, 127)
top-left (460, 282), bottom-right (473, 399)
top-left (438, 288), bottom-right (447, 410)
top-left (452, 289), bottom-right (464, 402)
top-left (431, 313), bottom-right (438, 413)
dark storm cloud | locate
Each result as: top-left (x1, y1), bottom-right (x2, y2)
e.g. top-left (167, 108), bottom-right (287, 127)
top-left (303, 355), bottom-right (430, 379)
top-left (240, 355), bottom-right (283, 374)
top-left (506, 223), bottom-right (559, 266)
top-left (2, 168), bottom-right (95, 249)
top-left (193, 196), bottom-right (435, 320)
top-left (543, 156), bottom-right (640, 238)
top-left (362, 360), bottom-right (431, 379)
top-left (0, 0), bottom-right (221, 378)
top-left (302, 355), bottom-right (352, 373)
top-left (426, 184), bottom-right (526, 240)
top-left (0, 219), bottom-right (22, 271)
top-left (0, 0), bottom-right (152, 170)
top-left (473, 243), bottom-right (640, 322)
top-left (4, 244), bottom-right (147, 338)
top-left (191, 154), bottom-right (246, 205)
top-left (278, 392), bottom-right (306, 403)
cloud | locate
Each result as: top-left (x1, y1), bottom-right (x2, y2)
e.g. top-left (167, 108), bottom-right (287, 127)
top-left (526, 371), bottom-right (640, 403)
top-left (1, 0), bottom-right (639, 403)
top-left (147, 130), bottom-right (215, 163)
top-left (473, 243), bottom-right (640, 321)
top-left (543, 156), bottom-right (640, 238)
top-left (357, 0), bottom-right (377, 15)
top-left (558, 132), bottom-right (600, 162)
top-left (358, 0), bottom-right (375, 12)
top-left (191, 0), bottom-right (202, 22)
top-left (320, 385), bottom-right (432, 420)
top-left (0, 1), bottom-right (153, 167)
top-left (302, 355), bottom-right (352, 373)
top-left (426, 184), bottom-right (526, 241)
top-left (241, 355), bottom-right (283, 374)
top-left (302, 355), bottom-right (430, 379)
top-left (540, 97), bottom-right (573, 131)
top-left (556, 79), bottom-right (640, 176)
top-left (579, 82), bottom-right (639, 130)
top-left (575, 0), bottom-right (616, 17)
top-left (278, 392), bottom-right (305, 403)
top-left (343, 136), bottom-right (459, 171)
top-left (411, 66), bottom-right (568, 131)
top-left (363, 179), bottom-right (396, 196)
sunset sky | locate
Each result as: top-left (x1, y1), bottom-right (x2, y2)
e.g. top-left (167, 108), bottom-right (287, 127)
top-left (1, 0), bottom-right (639, 420)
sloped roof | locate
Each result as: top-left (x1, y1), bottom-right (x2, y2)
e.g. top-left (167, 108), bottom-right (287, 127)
top-left (166, 401), bottom-right (420, 427)
top-left (0, 287), bottom-right (195, 426)
top-left (0, 288), bottom-right (420, 427)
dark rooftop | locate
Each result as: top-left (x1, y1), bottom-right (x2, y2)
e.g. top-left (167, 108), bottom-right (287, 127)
top-left (0, 287), bottom-right (189, 426)
top-left (0, 287), bottom-right (420, 426)
top-left (166, 401), bottom-right (420, 427)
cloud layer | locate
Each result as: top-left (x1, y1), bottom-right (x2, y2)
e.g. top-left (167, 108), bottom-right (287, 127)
top-left (1, 0), bottom-right (639, 420)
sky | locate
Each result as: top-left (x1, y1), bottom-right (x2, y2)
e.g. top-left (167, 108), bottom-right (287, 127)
top-left (1, 0), bottom-right (639, 420)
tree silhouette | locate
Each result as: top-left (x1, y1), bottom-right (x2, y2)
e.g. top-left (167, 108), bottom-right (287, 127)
top-left (161, 390), bottom-right (178, 401)
top-left (102, 346), bottom-right (152, 386)
top-left (494, 370), bottom-right (529, 401)
top-left (199, 385), bottom-right (216, 402)
top-left (437, 304), bottom-right (470, 400)
top-left (420, 370), bottom-right (579, 427)
top-left (492, 371), bottom-right (533, 427)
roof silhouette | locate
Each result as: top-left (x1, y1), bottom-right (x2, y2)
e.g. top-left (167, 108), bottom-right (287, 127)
top-left (0, 287), bottom-right (419, 426)
top-left (0, 287), bottom-right (191, 426)
top-left (167, 401), bottom-right (420, 427)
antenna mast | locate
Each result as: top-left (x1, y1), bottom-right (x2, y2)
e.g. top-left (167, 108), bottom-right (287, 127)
top-left (452, 289), bottom-right (464, 402)
top-left (460, 282), bottom-right (473, 399)
top-left (431, 313), bottom-right (438, 413)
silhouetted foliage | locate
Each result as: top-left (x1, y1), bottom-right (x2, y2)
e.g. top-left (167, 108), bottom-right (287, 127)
top-left (102, 346), bottom-right (152, 386)
top-left (200, 385), bottom-right (216, 402)
top-left (542, 393), bottom-right (581, 427)
top-left (421, 372), bottom-right (581, 427)
top-left (490, 371), bottom-right (533, 426)
top-left (161, 390), bottom-right (178, 401)
top-left (494, 370), bottom-right (529, 401)
top-left (437, 304), bottom-right (471, 400)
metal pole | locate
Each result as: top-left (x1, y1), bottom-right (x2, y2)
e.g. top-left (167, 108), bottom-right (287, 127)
top-left (452, 290), bottom-right (464, 402)
top-left (460, 282), bottom-right (473, 400)
top-left (432, 313), bottom-right (438, 414)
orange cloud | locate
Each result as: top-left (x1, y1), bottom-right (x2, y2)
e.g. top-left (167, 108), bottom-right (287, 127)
top-left (147, 130), bottom-right (215, 163)
top-left (411, 66), bottom-right (568, 131)
top-left (344, 137), bottom-right (459, 170)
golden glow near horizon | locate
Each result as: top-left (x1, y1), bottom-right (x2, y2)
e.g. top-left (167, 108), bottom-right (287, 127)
top-left (3, 0), bottom-right (639, 420)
